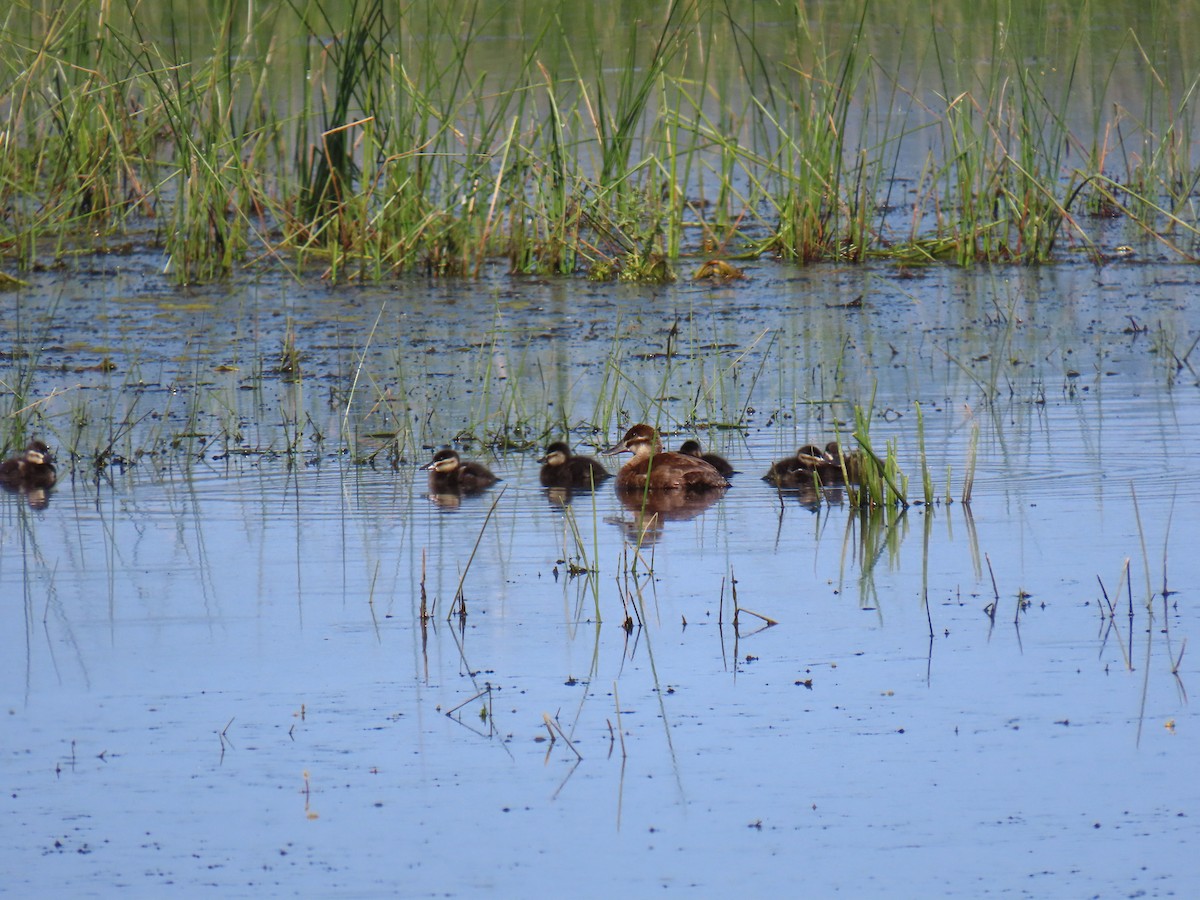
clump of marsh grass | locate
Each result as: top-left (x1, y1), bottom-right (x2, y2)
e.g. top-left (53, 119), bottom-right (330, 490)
top-left (277, 324), bottom-right (302, 382)
top-left (6, 2), bottom-right (1200, 280)
top-left (847, 401), bottom-right (908, 510)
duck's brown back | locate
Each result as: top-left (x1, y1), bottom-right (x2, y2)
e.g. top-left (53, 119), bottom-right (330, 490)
top-left (618, 451), bottom-right (728, 491)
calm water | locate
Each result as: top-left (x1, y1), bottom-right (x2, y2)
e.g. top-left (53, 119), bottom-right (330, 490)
top-left (3, 251), bottom-right (1199, 896)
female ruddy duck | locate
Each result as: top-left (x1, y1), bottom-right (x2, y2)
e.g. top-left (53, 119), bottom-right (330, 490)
top-left (604, 424), bottom-right (729, 492)
top-left (0, 440), bottom-right (58, 490)
top-left (420, 447), bottom-right (498, 494)
top-left (677, 439), bottom-right (735, 478)
top-left (537, 441), bottom-right (610, 489)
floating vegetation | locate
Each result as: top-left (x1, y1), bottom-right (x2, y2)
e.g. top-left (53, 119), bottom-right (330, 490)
top-left (693, 260), bottom-right (745, 281)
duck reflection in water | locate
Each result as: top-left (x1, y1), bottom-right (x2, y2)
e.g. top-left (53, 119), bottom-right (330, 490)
top-left (537, 441), bottom-right (611, 490)
top-left (603, 424), bottom-right (728, 543)
top-left (792, 481), bottom-right (844, 512)
top-left (677, 439), bottom-right (736, 478)
top-left (419, 447), bottom-right (498, 499)
top-left (606, 484), bottom-right (726, 545)
top-left (1, 440), bottom-right (58, 509)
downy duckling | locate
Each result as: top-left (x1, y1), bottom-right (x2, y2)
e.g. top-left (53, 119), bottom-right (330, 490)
top-left (821, 441), bottom-right (862, 484)
top-left (762, 443), bottom-right (830, 488)
top-left (763, 441), bottom-right (862, 487)
top-left (677, 439), bottom-right (736, 478)
top-left (0, 440), bottom-right (58, 491)
top-left (420, 447), bottom-right (498, 494)
top-left (537, 441), bottom-right (611, 489)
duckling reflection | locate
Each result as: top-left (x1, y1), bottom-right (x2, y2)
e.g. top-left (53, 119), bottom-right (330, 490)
top-left (542, 485), bottom-right (574, 510)
top-left (792, 482), bottom-right (845, 512)
top-left (677, 439), bottom-right (736, 478)
top-left (604, 424), bottom-right (729, 493)
top-left (537, 441), bottom-right (610, 490)
top-left (419, 447), bottom-right (498, 496)
top-left (1, 440), bottom-right (58, 507)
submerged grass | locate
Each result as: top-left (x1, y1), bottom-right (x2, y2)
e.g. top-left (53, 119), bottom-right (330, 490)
top-left (3, 1), bottom-right (1200, 283)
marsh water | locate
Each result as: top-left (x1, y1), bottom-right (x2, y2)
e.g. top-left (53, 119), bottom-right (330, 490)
top-left (3, 249), bottom-right (1199, 897)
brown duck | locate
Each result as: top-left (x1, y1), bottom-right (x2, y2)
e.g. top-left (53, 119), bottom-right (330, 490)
top-left (604, 424), bottom-right (729, 492)
top-left (762, 443), bottom-right (830, 488)
top-left (763, 441), bottom-right (861, 487)
top-left (821, 441), bottom-right (862, 484)
top-left (420, 448), bottom-right (498, 494)
top-left (0, 440), bottom-right (58, 491)
top-left (537, 441), bottom-right (611, 489)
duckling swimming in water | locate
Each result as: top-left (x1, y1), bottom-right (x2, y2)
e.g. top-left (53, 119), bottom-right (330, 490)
top-left (762, 443), bottom-right (830, 488)
top-left (537, 441), bottom-right (611, 489)
top-left (0, 440), bottom-right (58, 491)
top-left (420, 447), bottom-right (498, 494)
top-left (604, 424), bottom-right (729, 492)
top-left (677, 439), bottom-right (736, 478)
top-left (822, 441), bottom-right (862, 484)
top-left (763, 441), bottom-right (861, 487)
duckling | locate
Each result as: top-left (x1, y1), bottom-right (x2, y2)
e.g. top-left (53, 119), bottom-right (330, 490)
top-left (419, 447), bottom-right (498, 494)
top-left (0, 440), bottom-right (58, 491)
top-left (762, 443), bottom-right (830, 488)
top-left (604, 424), bottom-right (729, 492)
top-left (822, 441), bottom-right (862, 484)
top-left (538, 441), bottom-right (611, 489)
top-left (677, 439), bottom-right (736, 478)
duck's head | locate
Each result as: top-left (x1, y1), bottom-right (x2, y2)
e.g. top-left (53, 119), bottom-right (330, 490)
top-left (604, 424), bottom-right (661, 458)
top-left (25, 440), bottom-right (52, 466)
top-left (796, 443), bottom-right (831, 466)
top-left (420, 448), bottom-right (461, 473)
top-left (538, 442), bottom-right (572, 467)
top-left (678, 439), bottom-right (703, 458)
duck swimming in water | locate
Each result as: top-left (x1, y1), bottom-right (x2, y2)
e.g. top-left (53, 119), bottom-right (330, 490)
top-left (0, 440), bottom-right (58, 491)
top-left (420, 447), bottom-right (498, 494)
top-left (822, 441), bottom-right (862, 484)
top-left (763, 443), bottom-right (830, 488)
top-left (677, 439), bottom-right (736, 478)
top-left (604, 424), bottom-right (729, 492)
top-left (537, 441), bottom-right (611, 489)
top-left (763, 441), bottom-right (861, 487)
